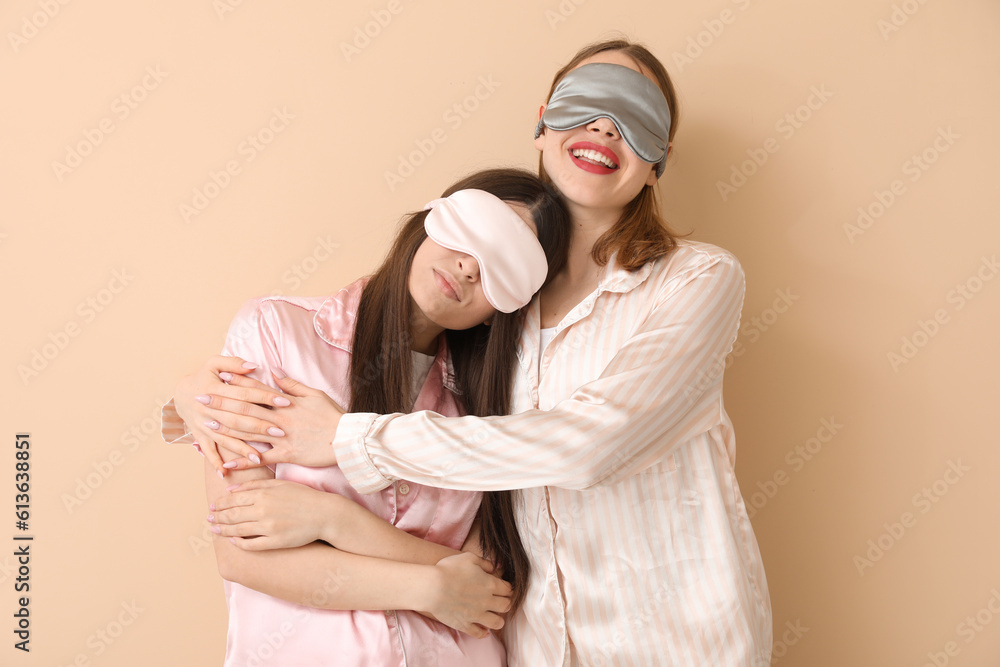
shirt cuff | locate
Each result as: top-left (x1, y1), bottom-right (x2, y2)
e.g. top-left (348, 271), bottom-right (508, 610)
top-left (160, 398), bottom-right (200, 454)
top-left (333, 412), bottom-right (394, 494)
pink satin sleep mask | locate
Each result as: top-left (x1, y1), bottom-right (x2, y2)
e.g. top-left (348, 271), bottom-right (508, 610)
top-left (423, 189), bottom-right (548, 313)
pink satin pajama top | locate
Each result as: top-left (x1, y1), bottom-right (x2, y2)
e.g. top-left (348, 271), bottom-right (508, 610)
top-left (162, 279), bottom-right (506, 666)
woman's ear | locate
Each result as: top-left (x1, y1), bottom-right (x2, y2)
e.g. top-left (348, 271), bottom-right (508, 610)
top-left (644, 142), bottom-right (673, 185)
top-left (645, 164), bottom-right (659, 187)
top-left (534, 104), bottom-right (548, 151)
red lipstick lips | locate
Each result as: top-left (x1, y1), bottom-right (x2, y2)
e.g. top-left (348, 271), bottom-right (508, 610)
top-left (569, 141), bottom-right (620, 174)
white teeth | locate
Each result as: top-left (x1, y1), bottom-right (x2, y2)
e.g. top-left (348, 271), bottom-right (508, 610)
top-left (571, 148), bottom-right (618, 168)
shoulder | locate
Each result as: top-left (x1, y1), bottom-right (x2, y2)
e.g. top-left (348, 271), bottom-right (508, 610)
top-left (653, 239), bottom-right (743, 279)
top-left (646, 240), bottom-right (745, 301)
top-left (225, 294), bottom-right (335, 343)
top-left (226, 279), bottom-right (367, 351)
top-left (230, 294), bottom-right (328, 324)
top-left (664, 239), bottom-right (741, 270)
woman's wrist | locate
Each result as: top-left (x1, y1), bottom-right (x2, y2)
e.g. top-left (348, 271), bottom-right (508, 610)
top-left (408, 563), bottom-right (441, 613)
top-left (318, 493), bottom-right (348, 546)
top-left (327, 407), bottom-right (343, 446)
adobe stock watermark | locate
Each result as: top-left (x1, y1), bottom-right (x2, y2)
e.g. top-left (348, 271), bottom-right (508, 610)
top-left (716, 84), bottom-right (834, 201)
top-left (547, 319), bottom-right (599, 365)
top-left (853, 458), bottom-right (970, 576)
top-left (771, 618), bottom-right (809, 664)
top-left (921, 588), bottom-right (1000, 667)
top-left (275, 235), bottom-right (340, 291)
top-left (229, 570), bottom-right (346, 666)
top-left (685, 287), bottom-right (800, 403)
top-left (886, 254), bottom-right (997, 372)
top-left (877, 0), bottom-right (932, 40)
top-left (56, 600), bottom-right (144, 667)
top-left (384, 75), bottom-right (502, 192)
top-left (339, 0), bottom-right (409, 62)
top-left (179, 107), bottom-right (296, 222)
top-left (215, 237), bottom-right (343, 356)
top-left (587, 581), bottom-right (681, 667)
top-left (240, 619), bottom-right (300, 667)
top-left (745, 417), bottom-right (843, 519)
top-left (7, 0), bottom-right (73, 53)
top-left (17, 268), bottom-right (136, 386)
top-left (189, 520), bottom-right (218, 558)
top-left (51, 65), bottom-right (168, 182)
top-left (844, 126), bottom-right (959, 244)
top-left (213, 0), bottom-right (249, 20)
top-left (544, 0), bottom-right (589, 30)
top-left (61, 398), bottom-right (169, 513)
top-left (0, 554), bottom-right (18, 586)
top-left (671, 0), bottom-right (752, 72)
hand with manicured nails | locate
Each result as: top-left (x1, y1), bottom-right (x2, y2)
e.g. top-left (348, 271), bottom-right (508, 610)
top-left (210, 369), bottom-right (345, 470)
top-left (173, 355), bottom-right (291, 474)
top-left (208, 478), bottom-right (336, 550)
top-left (207, 479), bottom-right (512, 638)
top-left (174, 356), bottom-right (346, 473)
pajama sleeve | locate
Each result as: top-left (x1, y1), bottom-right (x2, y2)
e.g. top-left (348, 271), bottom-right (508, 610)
top-left (160, 299), bottom-right (281, 453)
top-left (334, 252), bottom-right (745, 493)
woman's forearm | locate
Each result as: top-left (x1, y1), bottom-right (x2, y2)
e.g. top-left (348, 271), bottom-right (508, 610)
top-left (334, 255), bottom-right (746, 492)
top-left (203, 457), bottom-right (437, 610)
top-left (321, 493), bottom-right (461, 564)
top-left (214, 536), bottom-right (435, 611)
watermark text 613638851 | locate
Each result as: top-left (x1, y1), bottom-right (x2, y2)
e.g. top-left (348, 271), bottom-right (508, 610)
top-left (13, 433), bottom-right (33, 652)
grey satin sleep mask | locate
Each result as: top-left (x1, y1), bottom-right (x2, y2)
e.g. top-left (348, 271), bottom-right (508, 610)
top-left (534, 62), bottom-right (671, 178)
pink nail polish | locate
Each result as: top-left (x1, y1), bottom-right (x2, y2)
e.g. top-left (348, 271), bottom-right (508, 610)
top-left (209, 503), bottom-right (215, 511)
top-left (273, 396), bottom-right (291, 407)
top-left (249, 453), bottom-right (261, 465)
top-left (242, 361), bottom-right (258, 370)
top-left (219, 372), bottom-right (233, 382)
top-left (217, 469), bottom-right (224, 479)
top-left (222, 461), bottom-right (238, 469)
top-left (272, 367), bottom-right (288, 380)
top-left (210, 525), bottom-right (221, 534)
top-left (226, 484), bottom-right (241, 492)
top-left (267, 427), bottom-right (286, 437)
top-left (229, 537), bottom-right (237, 544)
top-left (195, 395), bottom-right (211, 405)
top-left (207, 514), bottom-right (214, 522)
top-left (205, 420), bottom-right (220, 430)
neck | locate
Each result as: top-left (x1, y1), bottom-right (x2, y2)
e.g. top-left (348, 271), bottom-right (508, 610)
top-left (563, 202), bottom-right (621, 282)
top-left (407, 299), bottom-right (443, 355)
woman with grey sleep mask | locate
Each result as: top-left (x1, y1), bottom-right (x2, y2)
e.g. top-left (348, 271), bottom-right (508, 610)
top-left (533, 62), bottom-right (672, 177)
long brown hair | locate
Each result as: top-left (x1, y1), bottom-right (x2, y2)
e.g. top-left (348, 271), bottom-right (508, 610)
top-left (539, 38), bottom-right (684, 271)
top-left (350, 168), bottom-right (569, 614)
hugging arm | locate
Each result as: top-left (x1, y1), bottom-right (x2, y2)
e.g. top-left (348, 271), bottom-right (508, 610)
top-left (171, 298), bottom-right (466, 563)
top-left (172, 299), bottom-right (506, 634)
top-left (202, 446), bottom-right (509, 637)
top-left (333, 254), bottom-right (746, 492)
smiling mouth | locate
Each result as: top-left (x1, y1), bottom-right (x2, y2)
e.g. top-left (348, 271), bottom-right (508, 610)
top-left (570, 147), bottom-right (619, 169)
top-left (434, 269), bottom-right (461, 302)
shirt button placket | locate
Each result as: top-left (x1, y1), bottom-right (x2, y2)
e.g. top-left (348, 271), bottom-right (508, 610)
top-left (387, 484), bottom-right (397, 524)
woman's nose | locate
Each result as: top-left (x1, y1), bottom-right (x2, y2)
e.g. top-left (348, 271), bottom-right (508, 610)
top-left (458, 256), bottom-right (480, 282)
top-left (586, 117), bottom-right (619, 139)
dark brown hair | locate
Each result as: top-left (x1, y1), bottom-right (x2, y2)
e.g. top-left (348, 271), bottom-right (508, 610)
top-left (539, 38), bottom-right (684, 271)
top-left (349, 168), bottom-right (569, 614)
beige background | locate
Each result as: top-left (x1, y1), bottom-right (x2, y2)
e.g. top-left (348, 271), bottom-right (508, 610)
top-left (3, 0), bottom-right (998, 665)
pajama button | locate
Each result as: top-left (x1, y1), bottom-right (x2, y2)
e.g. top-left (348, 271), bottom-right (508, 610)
top-left (398, 483), bottom-right (410, 495)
